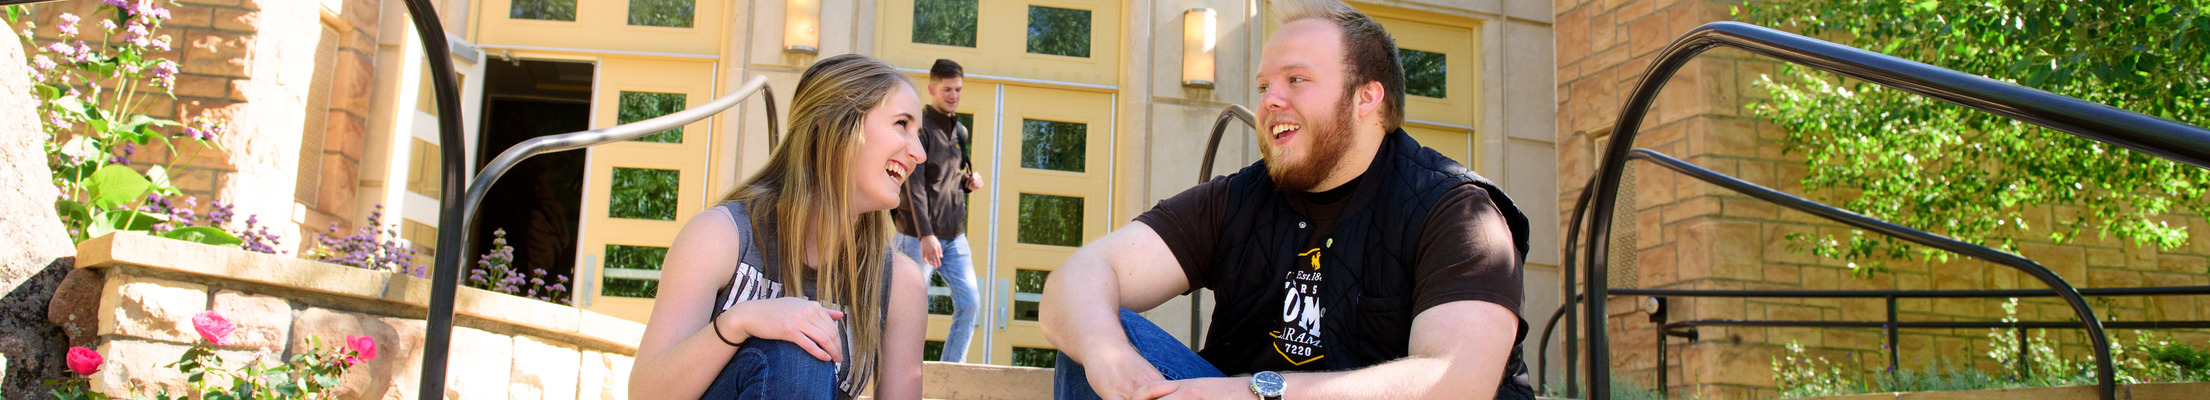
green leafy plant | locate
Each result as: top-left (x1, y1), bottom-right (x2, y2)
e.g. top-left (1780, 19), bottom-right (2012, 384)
top-left (1740, 0), bottom-right (2210, 276)
top-left (1772, 341), bottom-right (1865, 397)
top-left (43, 311), bottom-right (378, 399)
top-left (23, 0), bottom-right (271, 249)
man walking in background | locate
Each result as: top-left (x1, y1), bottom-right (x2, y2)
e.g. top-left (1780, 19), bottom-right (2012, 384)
top-left (894, 58), bottom-right (986, 363)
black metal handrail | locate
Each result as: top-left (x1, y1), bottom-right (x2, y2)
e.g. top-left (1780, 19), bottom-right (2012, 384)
top-left (403, 2), bottom-right (783, 396)
top-left (1579, 21), bottom-right (2210, 399)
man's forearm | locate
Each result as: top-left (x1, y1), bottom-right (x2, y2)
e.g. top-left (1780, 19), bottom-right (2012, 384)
top-left (1039, 248), bottom-right (1134, 363)
top-left (1280, 356), bottom-right (1481, 400)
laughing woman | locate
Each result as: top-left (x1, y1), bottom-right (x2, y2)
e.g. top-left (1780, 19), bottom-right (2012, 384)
top-left (629, 54), bottom-right (930, 400)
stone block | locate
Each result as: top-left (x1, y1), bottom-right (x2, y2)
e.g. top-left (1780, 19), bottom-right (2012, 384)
top-left (181, 29), bottom-right (253, 78)
top-left (511, 336), bottom-right (580, 400)
top-left (1557, 6), bottom-right (1589, 64)
top-left (1896, 385), bottom-right (2097, 400)
top-left (212, 8), bottom-right (257, 32)
top-left (446, 327), bottom-right (512, 399)
top-left (49, 268), bottom-right (107, 346)
top-left (98, 274), bottom-right (209, 344)
top-left (169, 3), bottom-right (215, 27)
top-left (175, 74), bottom-right (232, 100)
top-left (1636, 244), bottom-right (1676, 286)
top-left (210, 289), bottom-right (291, 350)
top-left (579, 351), bottom-right (635, 400)
top-left (374, 317), bottom-right (428, 400)
top-left (315, 153), bottom-right (358, 217)
top-left (289, 307), bottom-right (405, 399)
top-left (918, 362), bottom-right (1057, 400)
top-left (90, 339), bottom-right (193, 397)
top-left (330, 52), bottom-right (375, 112)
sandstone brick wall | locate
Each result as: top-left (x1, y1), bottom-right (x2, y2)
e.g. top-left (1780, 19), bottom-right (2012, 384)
top-left (67, 232), bottom-right (638, 399)
top-left (23, 0), bottom-right (387, 254)
top-left (1554, 0), bottom-right (2210, 397)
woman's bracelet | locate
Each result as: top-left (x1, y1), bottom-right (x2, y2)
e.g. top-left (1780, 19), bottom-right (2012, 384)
top-left (710, 312), bottom-right (743, 347)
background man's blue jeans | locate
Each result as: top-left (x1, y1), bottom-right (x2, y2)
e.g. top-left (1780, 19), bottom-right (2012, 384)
top-left (700, 339), bottom-right (839, 400)
top-left (894, 234), bottom-right (979, 362)
top-left (1053, 309), bottom-right (1226, 400)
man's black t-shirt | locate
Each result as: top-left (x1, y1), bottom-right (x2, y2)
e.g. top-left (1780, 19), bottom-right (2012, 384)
top-left (1132, 161), bottom-right (1524, 374)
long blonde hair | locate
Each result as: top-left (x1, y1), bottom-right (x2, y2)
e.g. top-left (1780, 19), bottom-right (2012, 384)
top-left (721, 54), bottom-right (904, 385)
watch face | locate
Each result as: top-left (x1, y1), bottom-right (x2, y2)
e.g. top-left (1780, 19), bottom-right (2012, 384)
top-left (1252, 371), bottom-right (1286, 396)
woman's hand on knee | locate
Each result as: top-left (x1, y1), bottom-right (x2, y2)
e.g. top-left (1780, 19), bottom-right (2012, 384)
top-left (724, 297), bottom-right (848, 362)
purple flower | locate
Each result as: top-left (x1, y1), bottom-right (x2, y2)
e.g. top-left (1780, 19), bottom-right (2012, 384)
top-left (102, 20), bottom-right (117, 31)
top-left (124, 22), bottom-right (150, 47)
top-left (151, 35), bottom-right (171, 51)
top-left (56, 13), bottom-right (80, 35)
top-left (31, 54), bottom-right (56, 72)
top-left (102, 0), bottom-right (129, 7)
top-left (47, 42), bottom-right (75, 56)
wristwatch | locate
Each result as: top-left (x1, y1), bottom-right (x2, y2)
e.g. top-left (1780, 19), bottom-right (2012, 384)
top-left (1249, 371), bottom-right (1285, 400)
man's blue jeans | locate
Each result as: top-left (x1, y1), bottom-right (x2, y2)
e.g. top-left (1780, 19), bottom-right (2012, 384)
top-left (700, 339), bottom-right (839, 400)
top-left (1053, 309), bottom-right (1226, 400)
top-left (894, 233), bottom-right (979, 363)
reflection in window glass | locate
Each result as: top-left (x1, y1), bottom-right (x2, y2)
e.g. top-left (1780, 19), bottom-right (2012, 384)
top-left (1020, 119), bottom-right (1085, 172)
top-left (1016, 194), bottom-right (1083, 246)
top-left (611, 167), bottom-right (679, 221)
top-left (912, 0), bottom-right (978, 47)
top-left (923, 340), bottom-right (946, 361)
top-left (511, 0), bottom-right (577, 21)
top-left (627, 0), bottom-right (695, 28)
top-left (620, 91), bottom-right (687, 143)
top-left (1401, 48), bottom-right (1447, 99)
top-left (928, 274), bottom-right (954, 315)
top-left (1013, 269), bottom-right (1050, 321)
top-left (1025, 6), bottom-right (1090, 57)
top-left (602, 244), bottom-right (668, 298)
top-left (1011, 347), bottom-right (1059, 368)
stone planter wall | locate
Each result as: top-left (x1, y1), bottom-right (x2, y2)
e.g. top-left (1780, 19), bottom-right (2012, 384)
top-left (66, 232), bottom-right (639, 399)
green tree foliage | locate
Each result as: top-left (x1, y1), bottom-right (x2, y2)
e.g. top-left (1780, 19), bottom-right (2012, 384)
top-left (912, 0), bottom-right (977, 47)
top-left (1739, 1), bottom-right (2210, 276)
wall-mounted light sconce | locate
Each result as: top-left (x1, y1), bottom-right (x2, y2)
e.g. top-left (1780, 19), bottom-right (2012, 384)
top-left (1182, 8), bottom-right (1217, 88)
top-left (785, 0), bottom-right (820, 54)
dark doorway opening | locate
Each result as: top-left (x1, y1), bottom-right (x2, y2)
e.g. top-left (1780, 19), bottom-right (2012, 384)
top-left (471, 58), bottom-right (594, 304)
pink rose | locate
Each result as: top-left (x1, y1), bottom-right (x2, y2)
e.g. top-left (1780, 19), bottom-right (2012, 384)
top-left (67, 346), bottom-right (103, 376)
top-left (344, 335), bottom-right (378, 365)
top-left (192, 310), bottom-right (235, 346)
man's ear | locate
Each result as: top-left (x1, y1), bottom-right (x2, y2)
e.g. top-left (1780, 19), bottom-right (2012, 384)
top-left (1354, 80), bottom-right (1387, 120)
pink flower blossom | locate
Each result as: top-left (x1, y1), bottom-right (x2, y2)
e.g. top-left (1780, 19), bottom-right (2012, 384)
top-left (152, 35), bottom-right (172, 51)
top-left (343, 335), bottom-right (378, 365)
top-left (192, 310), bottom-right (235, 346)
top-left (46, 42), bottom-right (74, 56)
top-left (56, 13), bottom-right (79, 36)
top-left (101, 20), bottom-right (117, 31)
top-left (67, 346), bottom-right (103, 376)
top-left (31, 54), bottom-right (55, 71)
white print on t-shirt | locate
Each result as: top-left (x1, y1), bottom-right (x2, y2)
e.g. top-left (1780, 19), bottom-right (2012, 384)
top-left (720, 262), bottom-right (784, 310)
top-left (1271, 247), bottom-right (1328, 366)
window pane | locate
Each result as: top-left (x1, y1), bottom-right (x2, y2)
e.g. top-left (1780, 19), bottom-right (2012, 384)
top-left (602, 244), bottom-right (668, 298)
top-left (1013, 269), bottom-right (1050, 321)
top-left (1025, 6), bottom-right (1090, 57)
top-left (619, 91), bottom-right (687, 143)
top-left (928, 273), bottom-right (954, 315)
top-left (912, 0), bottom-right (978, 47)
top-left (610, 167), bottom-right (679, 220)
top-left (1016, 193), bottom-right (1082, 246)
top-left (1011, 347), bottom-right (1059, 368)
top-left (627, 0), bottom-right (695, 27)
top-left (1401, 48), bottom-right (1447, 99)
top-left (1019, 119), bottom-right (1085, 172)
top-left (923, 340), bottom-right (946, 361)
top-left (511, 0), bottom-right (578, 21)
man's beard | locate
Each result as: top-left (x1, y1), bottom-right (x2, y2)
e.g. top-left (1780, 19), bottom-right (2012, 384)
top-left (1265, 92), bottom-right (1358, 193)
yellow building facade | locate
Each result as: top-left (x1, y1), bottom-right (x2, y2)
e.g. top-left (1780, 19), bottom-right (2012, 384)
top-left (359, 0), bottom-right (1559, 370)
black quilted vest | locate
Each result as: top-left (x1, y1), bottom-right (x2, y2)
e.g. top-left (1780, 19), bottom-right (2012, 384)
top-left (1197, 129), bottom-right (1533, 395)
